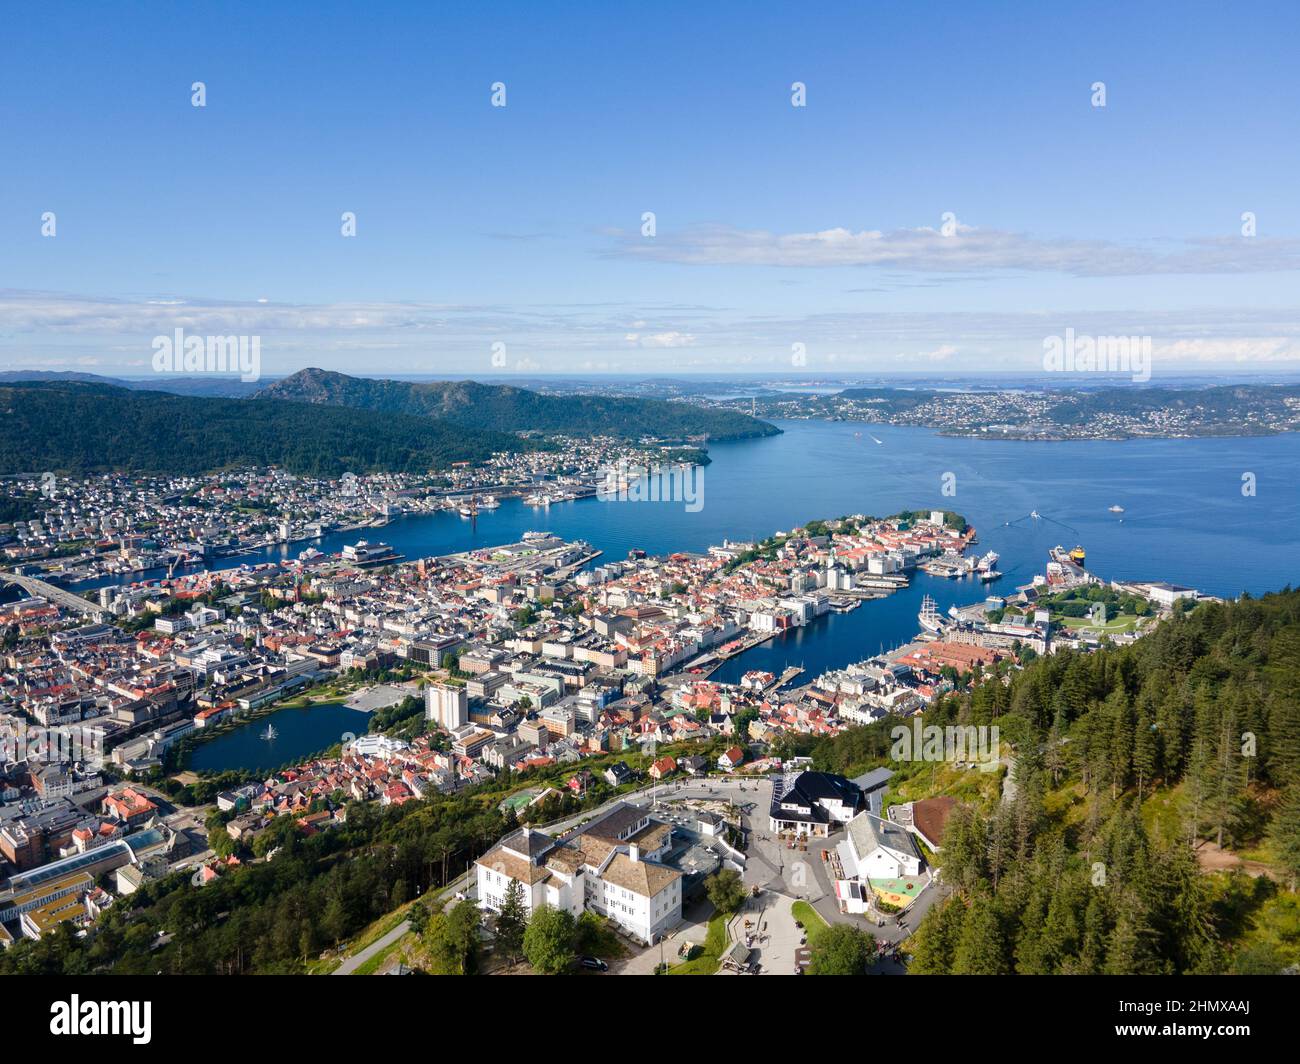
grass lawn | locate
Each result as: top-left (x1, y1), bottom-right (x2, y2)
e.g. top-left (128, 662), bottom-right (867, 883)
top-left (1140, 783), bottom-right (1187, 846)
top-left (666, 909), bottom-right (730, 975)
top-left (337, 899), bottom-right (420, 958)
top-left (1057, 614), bottom-right (1141, 634)
top-left (885, 759), bottom-right (1004, 807)
top-left (792, 900), bottom-right (828, 947)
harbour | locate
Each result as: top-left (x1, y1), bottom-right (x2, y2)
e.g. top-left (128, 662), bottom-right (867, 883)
top-left (33, 420), bottom-right (1300, 687)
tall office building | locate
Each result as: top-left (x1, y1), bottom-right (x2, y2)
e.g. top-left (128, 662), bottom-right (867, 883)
top-left (425, 683), bottom-right (469, 731)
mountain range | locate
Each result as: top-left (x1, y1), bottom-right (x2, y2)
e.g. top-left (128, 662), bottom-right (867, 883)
top-left (0, 371), bottom-right (778, 477)
top-left (257, 368), bottom-right (779, 441)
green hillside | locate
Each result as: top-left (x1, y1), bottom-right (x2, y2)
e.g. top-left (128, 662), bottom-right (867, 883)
top-left (259, 368), bottom-right (780, 441)
top-left (0, 381), bottom-right (537, 477)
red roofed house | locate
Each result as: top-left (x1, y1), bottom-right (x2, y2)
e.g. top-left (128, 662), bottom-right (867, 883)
top-left (718, 747), bottom-right (746, 772)
top-left (648, 755), bottom-right (677, 781)
top-left (102, 787), bottom-right (158, 828)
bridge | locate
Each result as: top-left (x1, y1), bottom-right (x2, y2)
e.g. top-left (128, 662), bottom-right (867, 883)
top-left (0, 572), bottom-right (106, 619)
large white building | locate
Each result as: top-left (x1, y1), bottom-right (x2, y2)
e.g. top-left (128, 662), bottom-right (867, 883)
top-left (425, 682), bottom-right (469, 731)
top-left (476, 802), bottom-right (683, 945)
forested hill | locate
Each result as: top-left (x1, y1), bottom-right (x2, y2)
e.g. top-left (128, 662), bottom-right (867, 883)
top-left (882, 587), bottom-right (1300, 975)
top-left (0, 381), bottom-right (536, 476)
top-left (258, 368), bottom-right (781, 441)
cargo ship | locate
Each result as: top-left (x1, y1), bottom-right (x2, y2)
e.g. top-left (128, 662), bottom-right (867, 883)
top-left (1050, 544), bottom-right (1087, 567)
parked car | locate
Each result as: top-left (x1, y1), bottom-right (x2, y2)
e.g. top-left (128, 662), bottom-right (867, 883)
top-left (579, 956), bottom-right (609, 971)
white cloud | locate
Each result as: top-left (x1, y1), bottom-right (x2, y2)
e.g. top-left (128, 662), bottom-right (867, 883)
top-left (2, 290), bottom-right (1298, 374)
top-left (606, 221), bottom-right (1300, 276)
top-left (1152, 337), bottom-right (1299, 363)
top-left (624, 331), bottom-right (696, 348)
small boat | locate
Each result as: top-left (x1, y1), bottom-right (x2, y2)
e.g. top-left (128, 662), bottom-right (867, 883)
top-left (979, 569), bottom-right (1002, 582)
top-left (261, 724), bottom-right (278, 741)
top-left (1109, 505), bottom-right (1125, 513)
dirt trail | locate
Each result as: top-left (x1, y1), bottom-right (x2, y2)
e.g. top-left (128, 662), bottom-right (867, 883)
top-left (1193, 840), bottom-right (1277, 880)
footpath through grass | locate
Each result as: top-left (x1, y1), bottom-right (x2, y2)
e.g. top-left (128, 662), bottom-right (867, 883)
top-left (792, 900), bottom-right (828, 947)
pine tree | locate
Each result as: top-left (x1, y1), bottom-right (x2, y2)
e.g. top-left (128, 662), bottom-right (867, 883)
top-left (1268, 785), bottom-right (1300, 892)
top-left (1074, 892), bottom-right (1110, 975)
top-left (1265, 693), bottom-right (1300, 788)
top-left (951, 895), bottom-right (1008, 975)
top-left (908, 896), bottom-right (965, 974)
top-left (495, 878), bottom-right (528, 964)
top-left (1132, 698), bottom-right (1157, 799)
top-left (1012, 885), bottom-right (1051, 975)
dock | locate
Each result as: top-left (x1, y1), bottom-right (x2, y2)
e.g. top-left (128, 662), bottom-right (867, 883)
top-left (767, 665), bottom-right (804, 692)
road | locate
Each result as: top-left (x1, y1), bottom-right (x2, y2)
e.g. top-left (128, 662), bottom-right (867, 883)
top-left (0, 571), bottom-right (105, 618)
top-left (332, 919), bottom-right (411, 975)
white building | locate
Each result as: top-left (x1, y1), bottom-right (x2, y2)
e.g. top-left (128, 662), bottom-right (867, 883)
top-left (476, 802), bottom-right (683, 945)
top-left (425, 682), bottom-right (469, 731)
top-left (838, 811), bottom-right (922, 881)
top-left (1145, 582), bottom-right (1199, 608)
top-left (348, 734), bottom-right (409, 758)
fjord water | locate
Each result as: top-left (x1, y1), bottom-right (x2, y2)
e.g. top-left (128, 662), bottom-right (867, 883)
top-left (85, 420), bottom-right (1300, 691)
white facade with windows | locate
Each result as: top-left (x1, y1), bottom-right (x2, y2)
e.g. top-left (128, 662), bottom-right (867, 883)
top-left (475, 803), bottom-right (682, 944)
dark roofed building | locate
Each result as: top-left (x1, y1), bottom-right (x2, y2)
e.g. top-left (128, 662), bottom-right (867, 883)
top-left (769, 770), bottom-right (865, 837)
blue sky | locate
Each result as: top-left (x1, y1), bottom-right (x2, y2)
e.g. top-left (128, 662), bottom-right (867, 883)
top-left (2, 0), bottom-right (1299, 378)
